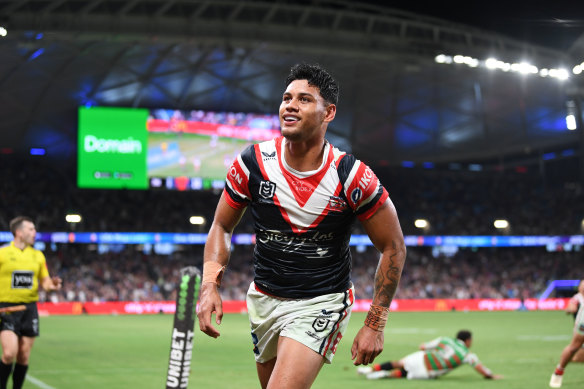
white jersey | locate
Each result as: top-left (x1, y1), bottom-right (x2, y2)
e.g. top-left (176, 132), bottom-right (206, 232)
top-left (224, 136), bottom-right (388, 298)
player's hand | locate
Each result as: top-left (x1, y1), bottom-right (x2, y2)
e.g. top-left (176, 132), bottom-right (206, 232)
top-left (197, 282), bottom-right (223, 338)
top-left (51, 276), bottom-right (62, 290)
top-left (351, 325), bottom-right (384, 365)
top-left (490, 374), bottom-right (504, 380)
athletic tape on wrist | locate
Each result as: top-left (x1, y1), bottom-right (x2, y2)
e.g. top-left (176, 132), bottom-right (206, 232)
top-left (364, 304), bottom-right (389, 332)
top-left (202, 262), bottom-right (226, 287)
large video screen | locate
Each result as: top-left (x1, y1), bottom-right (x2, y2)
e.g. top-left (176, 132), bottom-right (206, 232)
top-left (77, 107), bottom-right (280, 190)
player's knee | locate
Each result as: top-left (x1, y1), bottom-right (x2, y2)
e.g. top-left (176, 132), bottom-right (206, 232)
top-left (2, 349), bottom-right (17, 364)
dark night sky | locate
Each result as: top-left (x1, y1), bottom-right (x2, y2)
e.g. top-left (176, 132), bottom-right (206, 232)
top-left (365, 0), bottom-right (584, 51)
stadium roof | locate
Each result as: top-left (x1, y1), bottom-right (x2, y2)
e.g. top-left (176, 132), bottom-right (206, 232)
top-left (0, 0), bottom-right (583, 168)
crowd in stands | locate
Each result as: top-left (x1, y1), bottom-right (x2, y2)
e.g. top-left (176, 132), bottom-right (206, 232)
top-left (38, 244), bottom-right (581, 303)
top-left (1, 155), bottom-right (582, 236)
top-left (1, 154), bottom-right (582, 303)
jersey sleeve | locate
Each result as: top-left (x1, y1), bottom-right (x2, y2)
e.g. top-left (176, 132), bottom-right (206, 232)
top-left (223, 145), bottom-right (254, 210)
top-left (38, 251), bottom-right (50, 280)
top-left (463, 352), bottom-right (480, 367)
top-left (337, 155), bottom-right (388, 221)
top-left (420, 337), bottom-right (442, 350)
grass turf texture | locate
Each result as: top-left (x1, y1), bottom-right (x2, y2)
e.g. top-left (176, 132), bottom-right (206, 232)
top-left (147, 132), bottom-right (249, 179)
top-left (28, 311), bottom-right (583, 388)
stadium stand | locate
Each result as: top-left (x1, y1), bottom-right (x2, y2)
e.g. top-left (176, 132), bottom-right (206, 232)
top-left (2, 155), bottom-right (582, 303)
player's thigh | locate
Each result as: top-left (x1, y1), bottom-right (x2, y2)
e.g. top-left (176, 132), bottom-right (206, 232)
top-left (256, 358), bottom-right (277, 389)
top-left (18, 336), bottom-right (35, 355)
top-left (266, 337), bottom-right (325, 389)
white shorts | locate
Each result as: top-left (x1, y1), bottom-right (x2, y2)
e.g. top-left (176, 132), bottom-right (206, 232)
top-left (402, 351), bottom-right (431, 379)
top-left (246, 282), bottom-right (354, 364)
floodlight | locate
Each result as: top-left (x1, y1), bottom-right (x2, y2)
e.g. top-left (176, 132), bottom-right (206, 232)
top-left (66, 214), bottom-right (82, 223)
top-left (494, 219), bottom-right (509, 229)
top-left (189, 216), bottom-right (206, 225)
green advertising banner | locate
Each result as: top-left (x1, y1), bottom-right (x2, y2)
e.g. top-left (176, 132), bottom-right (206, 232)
top-left (78, 107), bottom-right (149, 189)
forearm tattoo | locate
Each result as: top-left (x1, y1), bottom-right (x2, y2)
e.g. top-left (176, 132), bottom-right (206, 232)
top-left (373, 240), bottom-right (402, 307)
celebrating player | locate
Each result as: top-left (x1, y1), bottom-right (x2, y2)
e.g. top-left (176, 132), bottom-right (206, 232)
top-left (550, 279), bottom-right (584, 387)
top-left (357, 330), bottom-right (503, 380)
top-left (566, 280), bottom-right (584, 362)
top-left (197, 63), bottom-right (406, 389)
top-left (0, 216), bottom-right (62, 389)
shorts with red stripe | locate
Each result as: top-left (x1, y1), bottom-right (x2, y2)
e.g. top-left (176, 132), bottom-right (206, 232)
top-left (246, 282), bottom-right (354, 364)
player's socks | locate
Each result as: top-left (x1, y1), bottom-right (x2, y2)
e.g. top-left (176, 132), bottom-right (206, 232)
top-left (554, 365), bottom-right (565, 375)
top-left (12, 364), bottom-right (28, 389)
top-left (0, 361), bottom-right (13, 389)
top-left (379, 362), bottom-right (394, 370)
top-left (390, 369), bottom-right (405, 378)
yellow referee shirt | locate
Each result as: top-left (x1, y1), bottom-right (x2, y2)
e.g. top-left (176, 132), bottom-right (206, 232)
top-left (0, 242), bottom-right (49, 303)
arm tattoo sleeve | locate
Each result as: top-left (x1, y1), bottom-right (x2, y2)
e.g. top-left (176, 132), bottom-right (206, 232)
top-left (373, 240), bottom-right (403, 307)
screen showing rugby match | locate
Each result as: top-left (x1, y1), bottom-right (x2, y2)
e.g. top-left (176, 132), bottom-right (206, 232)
top-left (77, 106), bottom-right (280, 190)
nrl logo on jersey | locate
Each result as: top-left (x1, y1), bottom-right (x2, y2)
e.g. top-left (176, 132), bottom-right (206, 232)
top-left (259, 180), bottom-right (276, 199)
top-left (261, 151), bottom-right (276, 161)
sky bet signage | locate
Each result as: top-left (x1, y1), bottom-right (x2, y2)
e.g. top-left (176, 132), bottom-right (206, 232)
top-left (78, 107), bottom-right (149, 189)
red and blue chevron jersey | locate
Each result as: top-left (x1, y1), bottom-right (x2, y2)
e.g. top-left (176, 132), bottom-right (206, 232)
top-left (224, 136), bottom-right (388, 298)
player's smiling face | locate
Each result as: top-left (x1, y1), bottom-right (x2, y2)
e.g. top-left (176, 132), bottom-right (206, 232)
top-left (279, 79), bottom-right (335, 142)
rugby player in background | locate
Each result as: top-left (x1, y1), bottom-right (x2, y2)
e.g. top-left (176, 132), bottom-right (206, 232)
top-left (357, 330), bottom-right (503, 381)
top-left (197, 63), bottom-right (406, 389)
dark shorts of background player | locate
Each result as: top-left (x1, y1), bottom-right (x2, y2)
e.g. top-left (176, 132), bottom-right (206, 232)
top-left (0, 302), bottom-right (39, 337)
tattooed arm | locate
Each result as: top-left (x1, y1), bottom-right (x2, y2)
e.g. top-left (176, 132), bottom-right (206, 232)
top-left (351, 198), bottom-right (406, 365)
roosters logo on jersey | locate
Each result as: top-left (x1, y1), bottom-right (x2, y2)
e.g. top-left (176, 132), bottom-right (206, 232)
top-left (327, 196), bottom-right (348, 212)
top-left (259, 180), bottom-right (276, 199)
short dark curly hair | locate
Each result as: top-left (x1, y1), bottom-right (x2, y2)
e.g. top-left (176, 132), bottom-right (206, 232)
top-left (456, 330), bottom-right (472, 342)
top-left (285, 63), bottom-right (339, 106)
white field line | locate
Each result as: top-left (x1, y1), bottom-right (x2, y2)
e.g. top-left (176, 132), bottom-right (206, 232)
top-left (26, 374), bottom-right (56, 389)
top-left (516, 334), bottom-right (571, 341)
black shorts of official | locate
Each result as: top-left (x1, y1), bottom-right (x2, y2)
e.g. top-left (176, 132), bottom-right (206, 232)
top-left (0, 302), bottom-right (39, 337)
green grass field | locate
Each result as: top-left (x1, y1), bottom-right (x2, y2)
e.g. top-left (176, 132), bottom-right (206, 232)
top-left (147, 132), bottom-right (250, 179)
top-left (27, 311), bottom-right (583, 389)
